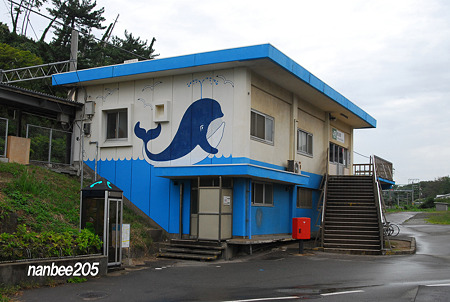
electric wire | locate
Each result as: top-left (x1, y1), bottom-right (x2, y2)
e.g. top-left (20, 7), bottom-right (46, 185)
top-left (353, 150), bottom-right (370, 159)
top-left (7, 0), bottom-right (157, 61)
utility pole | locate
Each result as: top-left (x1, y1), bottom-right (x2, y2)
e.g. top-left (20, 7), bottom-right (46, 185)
top-left (408, 179), bottom-right (420, 205)
top-left (70, 30), bottom-right (79, 71)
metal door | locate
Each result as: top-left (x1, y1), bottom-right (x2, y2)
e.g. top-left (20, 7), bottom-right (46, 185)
top-left (107, 198), bottom-right (122, 266)
top-left (191, 177), bottom-right (233, 241)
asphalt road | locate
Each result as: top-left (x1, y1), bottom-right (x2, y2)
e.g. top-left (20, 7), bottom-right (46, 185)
top-left (19, 212), bottom-right (450, 302)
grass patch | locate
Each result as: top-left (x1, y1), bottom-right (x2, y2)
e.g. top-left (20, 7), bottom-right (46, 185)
top-left (0, 285), bottom-right (20, 302)
top-left (386, 206), bottom-right (435, 213)
top-left (425, 212), bottom-right (450, 225)
top-left (0, 161), bottom-right (156, 258)
top-left (0, 162), bottom-right (80, 233)
top-left (67, 277), bottom-right (87, 283)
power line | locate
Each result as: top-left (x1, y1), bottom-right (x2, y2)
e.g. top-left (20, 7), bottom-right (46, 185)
top-left (353, 151), bottom-right (370, 159)
top-left (7, 0), bottom-right (157, 61)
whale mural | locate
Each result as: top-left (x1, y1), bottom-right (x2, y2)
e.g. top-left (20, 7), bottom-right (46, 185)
top-left (135, 98), bottom-right (225, 165)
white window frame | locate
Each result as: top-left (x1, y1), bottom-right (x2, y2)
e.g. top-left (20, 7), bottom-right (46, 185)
top-left (297, 129), bottom-right (313, 157)
top-left (106, 109), bottom-right (128, 140)
top-left (252, 182), bottom-right (274, 206)
top-left (329, 142), bottom-right (350, 167)
top-left (100, 104), bottom-right (133, 148)
top-left (251, 109), bottom-right (274, 145)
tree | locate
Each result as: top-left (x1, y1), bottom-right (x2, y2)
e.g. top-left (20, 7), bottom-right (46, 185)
top-left (46, 0), bottom-right (105, 53)
top-left (9, 0), bottom-right (48, 36)
top-left (0, 43), bottom-right (43, 70)
top-left (101, 31), bottom-right (157, 65)
top-left (2, 1), bottom-right (157, 75)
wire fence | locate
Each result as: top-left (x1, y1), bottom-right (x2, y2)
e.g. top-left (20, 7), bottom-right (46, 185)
top-left (0, 247), bottom-right (100, 263)
top-left (26, 124), bottom-right (72, 165)
top-left (0, 118), bottom-right (8, 157)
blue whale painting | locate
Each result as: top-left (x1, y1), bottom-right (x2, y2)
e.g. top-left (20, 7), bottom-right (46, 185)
top-left (134, 98), bottom-right (224, 162)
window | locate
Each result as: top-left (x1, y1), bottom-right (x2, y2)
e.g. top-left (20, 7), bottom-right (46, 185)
top-left (106, 109), bottom-right (127, 140)
top-left (329, 142), bottom-right (349, 167)
top-left (297, 129), bottom-right (313, 156)
top-left (251, 110), bottom-right (274, 144)
top-left (297, 187), bottom-right (313, 208)
top-left (252, 182), bottom-right (273, 206)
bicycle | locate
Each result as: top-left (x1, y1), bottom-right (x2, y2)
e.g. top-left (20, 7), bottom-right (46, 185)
top-left (383, 221), bottom-right (400, 237)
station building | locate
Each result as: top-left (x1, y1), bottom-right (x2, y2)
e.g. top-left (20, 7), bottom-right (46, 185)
top-left (53, 44), bottom-right (377, 243)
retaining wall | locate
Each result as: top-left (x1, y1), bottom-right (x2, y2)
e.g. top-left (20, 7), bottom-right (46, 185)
top-left (0, 255), bottom-right (107, 286)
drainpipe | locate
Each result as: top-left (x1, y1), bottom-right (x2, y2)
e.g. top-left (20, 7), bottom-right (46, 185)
top-left (247, 179), bottom-right (252, 240)
top-left (179, 182), bottom-right (183, 239)
top-left (89, 141), bottom-right (99, 181)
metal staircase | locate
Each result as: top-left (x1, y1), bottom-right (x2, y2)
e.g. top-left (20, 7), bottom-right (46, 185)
top-left (322, 175), bottom-right (383, 254)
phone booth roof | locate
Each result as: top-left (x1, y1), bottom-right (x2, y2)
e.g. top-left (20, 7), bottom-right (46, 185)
top-left (81, 178), bottom-right (123, 198)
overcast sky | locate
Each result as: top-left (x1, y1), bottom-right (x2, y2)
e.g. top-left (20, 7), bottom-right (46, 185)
top-left (2, 0), bottom-right (450, 185)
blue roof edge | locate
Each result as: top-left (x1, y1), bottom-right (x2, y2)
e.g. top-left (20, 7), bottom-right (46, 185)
top-left (52, 43), bottom-right (376, 128)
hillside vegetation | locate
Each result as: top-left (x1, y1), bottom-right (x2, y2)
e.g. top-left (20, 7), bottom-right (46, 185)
top-left (0, 162), bottom-right (155, 257)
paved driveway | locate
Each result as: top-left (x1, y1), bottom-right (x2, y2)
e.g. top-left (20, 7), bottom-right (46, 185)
top-left (19, 212), bottom-right (450, 301)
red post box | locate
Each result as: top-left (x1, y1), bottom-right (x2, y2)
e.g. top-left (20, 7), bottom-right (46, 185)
top-left (292, 217), bottom-right (311, 240)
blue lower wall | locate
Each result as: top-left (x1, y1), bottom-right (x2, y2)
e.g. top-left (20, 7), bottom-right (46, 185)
top-left (87, 158), bottom-right (322, 237)
top-left (251, 183), bottom-right (291, 235)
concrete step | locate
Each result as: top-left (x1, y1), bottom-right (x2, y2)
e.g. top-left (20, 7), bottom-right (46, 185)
top-left (325, 216), bottom-right (378, 223)
top-left (326, 202), bottom-right (376, 207)
top-left (157, 239), bottom-right (225, 261)
top-left (160, 247), bottom-right (222, 256)
top-left (157, 252), bottom-right (219, 261)
top-left (324, 225), bottom-right (380, 232)
top-left (323, 248), bottom-right (382, 255)
top-left (324, 238), bottom-right (381, 245)
top-left (169, 240), bottom-right (226, 250)
top-left (323, 242), bottom-right (381, 250)
top-left (324, 233), bottom-right (380, 240)
top-left (325, 212), bottom-right (378, 218)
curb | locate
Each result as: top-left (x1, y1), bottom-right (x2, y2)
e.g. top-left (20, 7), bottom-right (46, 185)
top-left (385, 237), bottom-right (416, 255)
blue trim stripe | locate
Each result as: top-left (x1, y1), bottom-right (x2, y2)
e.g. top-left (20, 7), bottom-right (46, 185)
top-left (52, 44), bottom-right (376, 128)
top-left (378, 177), bottom-right (395, 185)
top-left (154, 163), bottom-right (309, 186)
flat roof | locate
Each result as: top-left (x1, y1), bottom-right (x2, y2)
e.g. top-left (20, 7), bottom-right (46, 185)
top-left (52, 44), bottom-right (376, 128)
top-left (154, 163), bottom-right (310, 186)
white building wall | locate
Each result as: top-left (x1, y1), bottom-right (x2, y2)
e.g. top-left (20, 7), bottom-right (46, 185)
top-left (77, 69), bottom-right (238, 165)
top-left (296, 97), bottom-right (327, 175)
top-left (250, 74), bottom-right (292, 167)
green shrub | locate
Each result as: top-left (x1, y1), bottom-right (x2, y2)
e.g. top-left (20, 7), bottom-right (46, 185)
top-left (0, 225), bottom-right (103, 261)
top-left (419, 197), bottom-right (435, 209)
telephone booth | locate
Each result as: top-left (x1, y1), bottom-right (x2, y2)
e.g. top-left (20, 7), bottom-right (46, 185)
top-left (80, 178), bottom-right (123, 267)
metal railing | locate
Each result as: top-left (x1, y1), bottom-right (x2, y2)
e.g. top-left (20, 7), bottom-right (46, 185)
top-left (319, 148), bottom-right (330, 248)
top-left (0, 60), bottom-right (74, 84)
top-left (353, 155), bottom-right (393, 182)
top-left (373, 155), bottom-right (394, 181)
top-left (372, 156), bottom-right (387, 251)
top-left (26, 124), bottom-right (72, 165)
top-left (0, 118), bottom-right (8, 157)
top-left (353, 162), bottom-right (373, 176)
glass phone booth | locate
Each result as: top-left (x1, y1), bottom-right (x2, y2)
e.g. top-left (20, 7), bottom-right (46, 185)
top-left (80, 178), bottom-right (123, 267)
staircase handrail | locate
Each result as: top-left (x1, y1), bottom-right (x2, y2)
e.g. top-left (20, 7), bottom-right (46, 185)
top-left (320, 149), bottom-right (330, 248)
top-left (372, 155), bottom-right (387, 251)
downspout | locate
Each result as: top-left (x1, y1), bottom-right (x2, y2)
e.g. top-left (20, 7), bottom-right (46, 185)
top-left (179, 182), bottom-right (183, 239)
top-left (89, 141), bottom-right (99, 181)
top-left (246, 179), bottom-right (252, 240)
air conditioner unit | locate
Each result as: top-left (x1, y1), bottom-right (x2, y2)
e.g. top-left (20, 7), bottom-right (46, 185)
top-left (287, 160), bottom-right (301, 174)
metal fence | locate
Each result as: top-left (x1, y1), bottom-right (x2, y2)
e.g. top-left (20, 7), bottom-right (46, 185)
top-left (0, 118), bottom-right (8, 157)
top-left (26, 124), bottom-right (72, 165)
